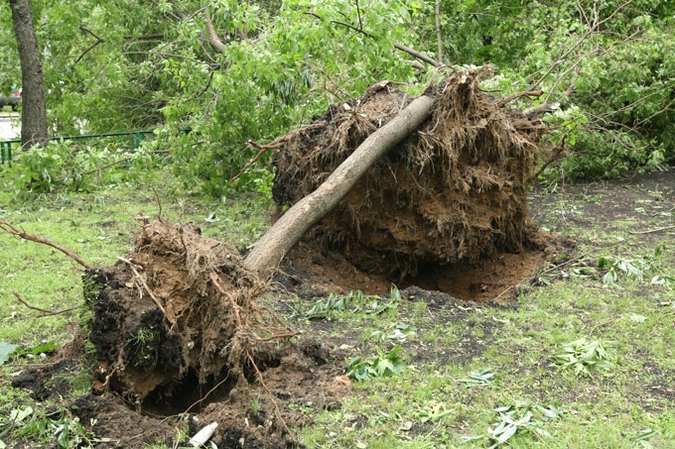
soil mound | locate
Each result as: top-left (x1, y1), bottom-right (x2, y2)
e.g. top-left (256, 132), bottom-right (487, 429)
top-left (272, 70), bottom-right (548, 296)
top-left (86, 221), bottom-right (276, 401)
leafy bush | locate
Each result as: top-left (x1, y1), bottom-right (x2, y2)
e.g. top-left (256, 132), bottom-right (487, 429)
top-left (1, 140), bottom-right (159, 197)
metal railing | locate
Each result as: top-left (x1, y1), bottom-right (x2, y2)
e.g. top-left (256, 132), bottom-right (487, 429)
top-left (1, 130), bottom-right (152, 165)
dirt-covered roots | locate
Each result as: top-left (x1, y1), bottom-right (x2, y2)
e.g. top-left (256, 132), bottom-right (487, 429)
top-left (84, 220), bottom-right (287, 404)
top-left (272, 70), bottom-right (546, 286)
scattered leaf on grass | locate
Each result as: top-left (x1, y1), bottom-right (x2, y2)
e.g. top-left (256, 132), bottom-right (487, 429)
top-left (457, 368), bottom-right (496, 387)
top-left (0, 342), bottom-right (19, 365)
top-left (628, 313), bottom-right (647, 323)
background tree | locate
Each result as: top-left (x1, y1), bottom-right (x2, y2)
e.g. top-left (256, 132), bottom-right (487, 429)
top-left (0, 0), bottom-right (673, 194)
top-left (9, 0), bottom-right (47, 149)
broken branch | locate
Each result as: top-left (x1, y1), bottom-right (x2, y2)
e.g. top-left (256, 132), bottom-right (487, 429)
top-left (0, 221), bottom-right (94, 270)
top-left (12, 290), bottom-right (79, 317)
top-left (496, 90), bottom-right (544, 107)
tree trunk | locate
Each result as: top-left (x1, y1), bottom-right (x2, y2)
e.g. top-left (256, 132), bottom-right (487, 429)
top-left (10, 0), bottom-right (48, 149)
top-left (243, 94), bottom-right (435, 280)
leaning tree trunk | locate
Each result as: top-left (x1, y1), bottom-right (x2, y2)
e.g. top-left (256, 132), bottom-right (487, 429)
top-left (243, 93), bottom-right (435, 280)
top-left (10, 0), bottom-right (48, 149)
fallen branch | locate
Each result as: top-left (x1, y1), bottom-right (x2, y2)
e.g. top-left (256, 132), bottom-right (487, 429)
top-left (12, 290), bottom-right (79, 317)
top-left (496, 90), bottom-right (544, 107)
top-left (0, 221), bottom-right (94, 270)
top-left (243, 94), bottom-right (436, 280)
top-left (629, 225), bottom-right (675, 235)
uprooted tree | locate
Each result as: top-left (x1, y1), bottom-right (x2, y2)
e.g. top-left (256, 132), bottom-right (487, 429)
top-left (1, 70), bottom-right (549, 429)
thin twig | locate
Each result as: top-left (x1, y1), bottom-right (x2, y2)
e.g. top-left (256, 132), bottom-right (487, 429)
top-left (76, 25), bottom-right (105, 64)
top-left (355, 0), bottom-right (363, 31)
top-left (629, 225), bottom-right (675, 235)
top-left (228, 141), bottom-right (280, 184)
top-left (150, 186), bottom-right (163, 223)
top-left (530, 133), bottom-right (569, 181)
top-left (306, 12), bottom-right (439, 67)
top-left (246, 349), bottom-right (293, 438)
top-left (12, 291), bottom-right (79, 317)
top-left (0, 221), bottom-right (94, 270)
top-left (209, 273), bottom-right (242, 327)
top-left (79, 157), bottom-right (132, 176)
top-left (117, 257), bottom-right (170, 321)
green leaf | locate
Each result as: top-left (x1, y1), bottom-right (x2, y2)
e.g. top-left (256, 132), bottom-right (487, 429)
top-left (628, 313), bottom-right (647, 323)
top-left (635, 428), bottom-right (657, 441)
top-left (0, 341), bottom-right (19, 365)
top-left (9, 406), bottom-right (34, 424)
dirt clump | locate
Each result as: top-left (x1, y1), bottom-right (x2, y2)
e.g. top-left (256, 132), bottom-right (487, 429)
top-left (272, 70), bottom-right (551, 301)
top-left (85, 220), bottom-right (268, 403)
top-left (76, 218), bottom-right (356, 447)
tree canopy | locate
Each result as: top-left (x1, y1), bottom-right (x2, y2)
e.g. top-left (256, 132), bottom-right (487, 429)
top-left (1, 0), bottom-right (673, 195)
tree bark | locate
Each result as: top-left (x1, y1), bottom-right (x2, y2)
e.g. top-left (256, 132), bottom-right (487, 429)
top-left (243, 94), bottom-right (435, 280)
top-left (10, 0), bottom-right (48, 149)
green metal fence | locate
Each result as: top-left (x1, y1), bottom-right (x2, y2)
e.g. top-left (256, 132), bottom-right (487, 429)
top-left (0, 130), bottom-right (152, 165)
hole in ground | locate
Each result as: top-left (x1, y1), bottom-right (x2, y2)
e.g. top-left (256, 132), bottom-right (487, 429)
top-left (141, 369), bottom-right (237, 416)
top-left (243, 354), bottom-right (282, 384)
top-left (398, 248), bottom-right (550, 302)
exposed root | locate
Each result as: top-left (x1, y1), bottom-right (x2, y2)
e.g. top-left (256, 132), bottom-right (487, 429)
top-left (117, 256), bottom-right (171, 323)
top-left (271, 70), bottom-right (547, 280)
top-left (245, 349), bottom-right (293, 438)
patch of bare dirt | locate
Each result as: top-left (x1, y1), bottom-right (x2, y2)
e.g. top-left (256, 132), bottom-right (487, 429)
top-left (529, 170), bottom-right (675, 248)
top-left (274, 223), bottom-right (572, 303)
